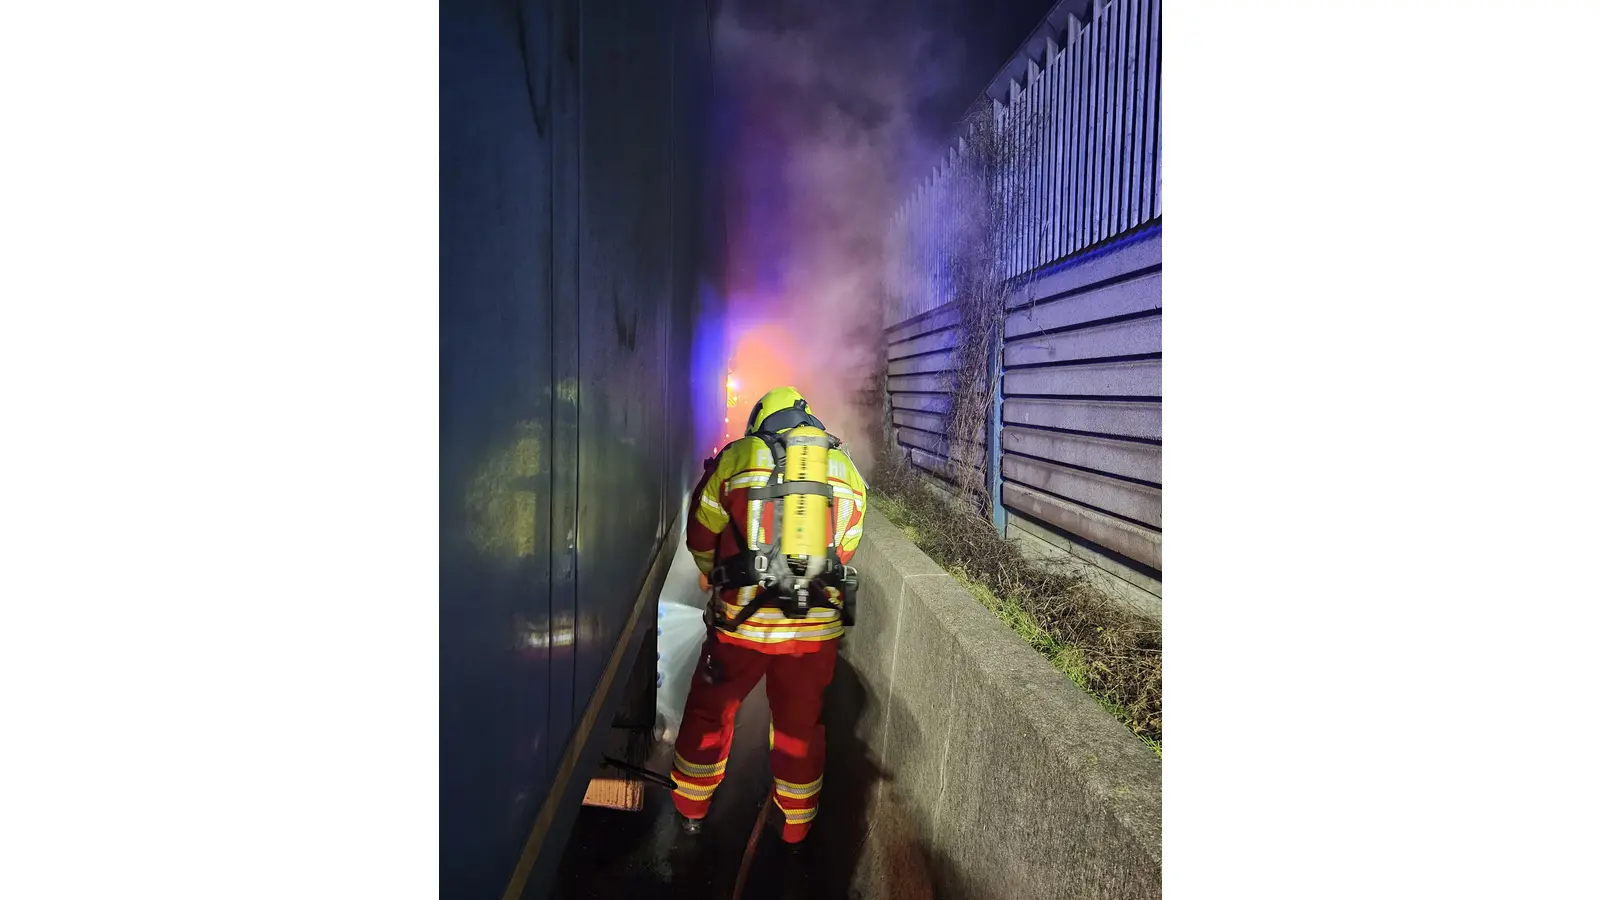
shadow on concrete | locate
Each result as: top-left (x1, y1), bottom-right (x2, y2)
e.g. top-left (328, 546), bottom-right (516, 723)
top-left (739, 652), bottom-right (918, 900)
top-left (554, 652), bottom-right (951, 900)
top-left (815, 654), bottom-right (894, 899)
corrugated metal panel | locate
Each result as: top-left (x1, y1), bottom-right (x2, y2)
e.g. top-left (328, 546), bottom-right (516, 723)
top-left (890, 392), bottom-right (952, 414)
top-left (886, 249), bottom-right (1162, 581)
top-left (1002, 398), bottom-right (1161, 441)
top-left (1004, 359), bottom-right (1160, 397)
top-left (1021, 60), bottom-right (1035, 278)
top-left (1049, 40), bottom-right (1062, 261)
top-left (887, 372), bottom-right (951, 394)
top-left (1007, 516), bottom-right (1162, 613)
top-left (1003, 455), bottom-right (1161, 528)
top-left (997, 231), bottom-right (1160, 579)
top-left (909, 447), bottom-right (980, 482)
top-left (898, 422), bottom-right (986, 458)
top-left (896, 426), bottom-right (948, 456)
top-left (912, 450), bottom-right (988, 500)
top-left (1065, 19), bottom-right (1080, 255)
top-left (999, 97), bottom-right (1012, 279)
top-left (1079, 8), bottom-right (1097, 253)
top-left (1127, 0), bottom-right (1149, 226)
top-left (1008, 228), bottom-right (1160, 309)
top-left (1043, 45), bottom-right (1059, 263)
top-left (887, 326), bottom-right (960, 360)
top-left (887, 348), bottom-right (957, 376)
top-left (1004, 481), bottom-right (1162, 570)
top-left (1140, 0), bottom-right (1159, 221)
top-left (1002, 426), bottom-right (1160, 483)
top-left (1108, 0), bottom-right (1127, 240)
top-left (1091, 8), bottom-right (1108, 245)
top-left (893, 408), bottom-right (950, 434)
top-left (1152, 0), bottom-right (1161, 220)
top-left (1127, 0), bottom-right (1147, 234)
top-left (910, 436), bottom-right (986, 470)
top-left (1003, 315), bottom-right (1160, 367)
top-left (1005, 271), bottom-right (1161, 337)
top-left (1036, 47), bottom-right (1049, 266)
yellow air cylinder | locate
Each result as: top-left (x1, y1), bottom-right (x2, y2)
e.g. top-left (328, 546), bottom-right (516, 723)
top-left (780, 425), bottom-right (831, 570)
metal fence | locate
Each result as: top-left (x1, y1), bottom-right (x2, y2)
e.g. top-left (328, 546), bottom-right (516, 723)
top-left (887, 0), bottom-right (1160, 328)
top-left (883, 0), bottom-right (1162, 594)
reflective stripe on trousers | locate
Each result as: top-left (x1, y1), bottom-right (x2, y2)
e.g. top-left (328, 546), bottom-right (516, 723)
top-left (670, 636), bottom-right (838, 842)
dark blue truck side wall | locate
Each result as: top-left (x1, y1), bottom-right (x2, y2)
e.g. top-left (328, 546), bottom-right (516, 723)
top-left (441, 0), bottom-right (718, 895)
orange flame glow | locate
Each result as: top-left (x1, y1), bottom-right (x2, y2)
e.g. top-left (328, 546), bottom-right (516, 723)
top-left (720, 323), bottom-right (807, 446)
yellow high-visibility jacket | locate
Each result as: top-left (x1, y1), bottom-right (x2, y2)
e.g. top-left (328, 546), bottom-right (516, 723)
top-left (686, 433), bottom-right (868, 654)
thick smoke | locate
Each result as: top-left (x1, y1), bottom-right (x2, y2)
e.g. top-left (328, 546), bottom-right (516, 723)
top-left (664, 0), bottom-right (1052, 740)
top-left (712, 0), bottom-right (976, 473)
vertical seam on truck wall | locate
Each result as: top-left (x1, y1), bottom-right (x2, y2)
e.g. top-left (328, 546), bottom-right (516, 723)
top-left (544, 0), bottom-right (566, 806)
top-left (542, 0), bottom-right (558, 809)
top-left (569, 0), bottom-right (584, 745)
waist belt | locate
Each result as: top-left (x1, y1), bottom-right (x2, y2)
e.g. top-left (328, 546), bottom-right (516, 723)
top-left (709, 557), bottom-right (858, 630)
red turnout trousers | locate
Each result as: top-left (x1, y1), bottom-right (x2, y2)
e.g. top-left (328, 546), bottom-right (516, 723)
top-left (671, 634), bottom-right (838, 843)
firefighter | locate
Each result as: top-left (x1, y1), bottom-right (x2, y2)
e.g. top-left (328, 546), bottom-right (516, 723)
top-left (671, 386), bottom-right (868, 845)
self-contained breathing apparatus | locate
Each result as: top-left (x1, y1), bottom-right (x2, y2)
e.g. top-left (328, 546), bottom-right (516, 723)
top-left (706, 399), bottom-right (860, 634)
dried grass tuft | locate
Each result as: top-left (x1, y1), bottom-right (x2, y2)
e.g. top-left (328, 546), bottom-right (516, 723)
top-left (873, 453), bottom-right (1162, 751)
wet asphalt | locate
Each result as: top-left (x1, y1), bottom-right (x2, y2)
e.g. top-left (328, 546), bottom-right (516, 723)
top-left (554, 665), bottom-right (880, 900)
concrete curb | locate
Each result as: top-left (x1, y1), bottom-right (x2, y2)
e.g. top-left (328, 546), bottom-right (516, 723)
top-left (838, 509), bottom-right (1161, 899)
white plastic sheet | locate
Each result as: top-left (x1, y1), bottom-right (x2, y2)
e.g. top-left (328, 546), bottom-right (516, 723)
top-left (654, 526), bottom-right (711, 743)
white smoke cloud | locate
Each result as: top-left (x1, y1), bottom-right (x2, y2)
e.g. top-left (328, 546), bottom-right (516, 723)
top-left (712, 0), bottom-right (971, 474)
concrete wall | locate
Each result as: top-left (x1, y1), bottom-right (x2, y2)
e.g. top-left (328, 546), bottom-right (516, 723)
top-left (833, 511), bottom-right (1161, 899)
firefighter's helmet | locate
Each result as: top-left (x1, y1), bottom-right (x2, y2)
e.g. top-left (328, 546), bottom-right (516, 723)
top-left (745, 386), bottom-right (825, 436)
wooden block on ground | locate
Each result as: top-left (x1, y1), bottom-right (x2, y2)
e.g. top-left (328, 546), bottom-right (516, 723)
top-left (581, 777), bottom-right (643, 812)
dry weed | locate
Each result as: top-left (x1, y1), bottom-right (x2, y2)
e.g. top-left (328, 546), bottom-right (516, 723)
top-left (873, 453), bottom-right (1162, 746)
